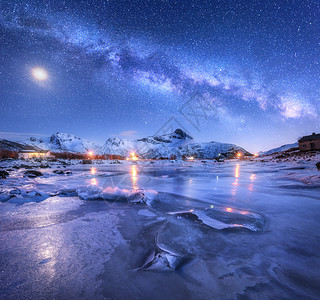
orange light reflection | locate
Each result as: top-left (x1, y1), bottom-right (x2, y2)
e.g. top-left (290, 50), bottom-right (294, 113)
top-left (131, 165), bottom-right (138, 190)
top-left (250, 174), bottom-right (256, 181)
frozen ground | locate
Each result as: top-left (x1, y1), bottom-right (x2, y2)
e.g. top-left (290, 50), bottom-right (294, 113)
top-left (1, 157), bottom-right (320, 299)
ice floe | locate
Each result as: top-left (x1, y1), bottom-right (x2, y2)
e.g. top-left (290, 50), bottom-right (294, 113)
top-left (168, 207), bottom-right (265, 232)
top-left (137, 234), bottom-right (190, 271)
top-left (75, 185), bottom-right (159, 205)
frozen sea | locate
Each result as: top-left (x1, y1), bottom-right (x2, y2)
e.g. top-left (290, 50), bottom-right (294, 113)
top-left (0, 159), bottom-right (320, 299)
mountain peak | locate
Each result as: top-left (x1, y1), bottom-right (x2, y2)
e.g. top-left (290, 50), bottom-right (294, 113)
top-left (173, 129), bottom-right (192, 139)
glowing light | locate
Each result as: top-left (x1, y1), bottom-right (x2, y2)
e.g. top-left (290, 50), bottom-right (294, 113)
top-left (187, 156), bottom-right (194, 160)
top-left (90, 178), bottom-right (97, 185)
top-left (226, 207), bottom-right (233, 212)
top-left (250, 174), bottom-right (256, 181)
top-left (130, 152), bottom-right (138, 161)
top-left (91, 167), bottom-right (96, 175)
top-left (237, 152), bottom-right (242, 158)
top-left (32, 67), bottom-right (48, 81)
top-left (88, 151), bottom-right (94, 157)
top-left (254, 153), bottom-right (258, 157)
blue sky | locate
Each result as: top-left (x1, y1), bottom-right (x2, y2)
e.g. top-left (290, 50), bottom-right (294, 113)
top-left (0, 0), bottom-right (319, 152)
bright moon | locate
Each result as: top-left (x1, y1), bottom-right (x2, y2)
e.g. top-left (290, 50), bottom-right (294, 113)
top-left (32, 67), bottom-right (48, 81)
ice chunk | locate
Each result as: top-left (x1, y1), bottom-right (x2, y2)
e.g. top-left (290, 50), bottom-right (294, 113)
top-left (75, 185), bottom-right (159, 206)
top-left (0, 193), bottom-right (12, 202)
top-left (58, 188), bottom-right (77, 196)
top-left (168, 207), bottom-right (265, 232)
top-left (128, 190), bottom-right (159, 205)
top-left (138, 209), bottom-right (157, 217)
top-left (138, 242), bottom-right (188, 271)
top-left (76, 186), bottom-right (101, 200)
top-left (100, 187), bottom-right (130, 200)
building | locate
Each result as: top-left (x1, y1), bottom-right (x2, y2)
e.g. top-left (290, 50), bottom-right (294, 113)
top-left (298, 133), bottom-right (320, 151)
top-left (18, 150), bottom-right (52, 159)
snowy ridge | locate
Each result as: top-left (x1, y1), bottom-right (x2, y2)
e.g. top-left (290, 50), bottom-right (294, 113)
top-left (100, 129), bottom-right (250, 159)
top-left (24, 132), bottom-right (100, 153)
top-left (260, 142), bottom-right (299, 156)
top-left (0, 139), bottom-right (40, 151)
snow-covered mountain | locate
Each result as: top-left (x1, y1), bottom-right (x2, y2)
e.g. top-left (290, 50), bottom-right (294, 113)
top-left (0, 139), bottom-right (40, 151)
top-left (260, 142), bottom-right (298, 156)
top-left (100, 129), bottom-right (251, 159)
top-left (24, 133), bottom-right (100, 153)
top-left (1, 129), bottom-right (251, 158)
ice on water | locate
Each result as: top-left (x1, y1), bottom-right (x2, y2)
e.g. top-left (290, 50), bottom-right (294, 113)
top-left (1, 157), bottom-right (320, 299)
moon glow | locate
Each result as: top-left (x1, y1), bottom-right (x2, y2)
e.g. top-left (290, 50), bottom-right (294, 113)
top-left (32, 67), bottom-right (48, 81)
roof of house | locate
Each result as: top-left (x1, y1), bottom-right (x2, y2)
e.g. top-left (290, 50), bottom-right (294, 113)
top-left (298, 133), bottom-right (320, 142)
top-left (19, 150), bottom-right (49, 153)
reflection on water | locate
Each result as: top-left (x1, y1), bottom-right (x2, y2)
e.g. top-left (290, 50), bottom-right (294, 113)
top-left (235, 163), bottom-right (240, 178)
top-left (249, 173), bottom-right (256, 191)
top-left (232, 163), bottom-right (240, 198)
top-left (131, 165), bottom-right (138, 190)
top-left (38, 242), bottom-right (57, 280)
top-left (90, 167), bottom-right (97, 186)
top-left (232, 163), bottom-right (240, 186)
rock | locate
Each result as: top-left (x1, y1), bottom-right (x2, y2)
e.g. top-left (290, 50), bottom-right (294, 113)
top-left (316, 162), bottom-right (320, 171)
top-left (0, 170), bottom-right (9, 179)
top-left (53, 170), bottom-right (64, 174)
top-left (82, 159), bottom-right (92, 164)
top-left (66, 171), bottom-right (72, 175)
top-left (40, 164), bottom-right (51, 168)
top-left (20, 164), bottom-right (34, 169)
top-left (24, 170), bottom-right (43, 177)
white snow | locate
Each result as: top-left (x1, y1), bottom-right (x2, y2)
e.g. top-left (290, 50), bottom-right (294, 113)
top-left (260, 142), bottom-right (299, 155)
top-left (23, 132), bottom-right (100, 153)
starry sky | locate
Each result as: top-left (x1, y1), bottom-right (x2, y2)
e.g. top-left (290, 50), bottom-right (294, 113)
top-left (0, 0), bottom-right (319, 152)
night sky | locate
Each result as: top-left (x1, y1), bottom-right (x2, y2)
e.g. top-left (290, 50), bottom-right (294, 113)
top-left (0, 0), bottom-right (319, 152)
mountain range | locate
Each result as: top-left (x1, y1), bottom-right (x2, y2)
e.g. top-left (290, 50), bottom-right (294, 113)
top-left (0, 129), bottom-right (251, 159)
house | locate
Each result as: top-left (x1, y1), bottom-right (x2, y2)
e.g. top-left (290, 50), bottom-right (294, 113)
top-left (18, 150), bottom-right (52, 159)
top-left (298, 133), bottom-right (320, 151)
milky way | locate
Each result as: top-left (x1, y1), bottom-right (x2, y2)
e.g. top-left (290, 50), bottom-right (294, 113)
top-left (0, 0), bottom-right (319, 151)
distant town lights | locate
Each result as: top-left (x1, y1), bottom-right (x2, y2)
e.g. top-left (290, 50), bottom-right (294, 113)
top-left (130, 152), bottom-right (138, 161)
